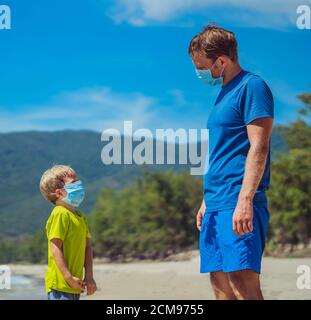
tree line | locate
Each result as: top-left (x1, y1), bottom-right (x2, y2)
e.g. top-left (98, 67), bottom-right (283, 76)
top-left (0, 91), bottom-right (310, 263)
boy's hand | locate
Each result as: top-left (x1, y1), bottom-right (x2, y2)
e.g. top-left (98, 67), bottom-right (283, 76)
top-left (83, 277), bottom-right (97, 295)
top-left (65, 275), bottom-right (86, 292)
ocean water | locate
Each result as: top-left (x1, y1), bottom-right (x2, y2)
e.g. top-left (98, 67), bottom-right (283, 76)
top-left (0, 274), bottom-right (46, 300)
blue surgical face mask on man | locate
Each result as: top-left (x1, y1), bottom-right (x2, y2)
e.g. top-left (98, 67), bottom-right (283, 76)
top-left (62, 180), bottom-right (85, 207)
top-left (194, 59), bottom-right (225, 86)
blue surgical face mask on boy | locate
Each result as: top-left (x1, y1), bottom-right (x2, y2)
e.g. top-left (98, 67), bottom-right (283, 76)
top-left (194, 59), bottom-right (225, 86)
top-left (62, 180), bottom-right (85, 207)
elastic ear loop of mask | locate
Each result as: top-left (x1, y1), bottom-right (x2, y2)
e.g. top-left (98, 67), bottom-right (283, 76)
top-left (48, 179), bottom-right (78, 197)
top-left (211, 59), bottom-right (226, 77)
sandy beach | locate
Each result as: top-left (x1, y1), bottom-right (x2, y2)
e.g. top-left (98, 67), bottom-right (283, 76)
top-left (1, 251), bottom-right (310, 300)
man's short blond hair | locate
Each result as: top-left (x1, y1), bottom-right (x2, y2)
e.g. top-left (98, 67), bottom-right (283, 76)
top-left (40, 165), bottom-right (76, 204)
top-left (188, 24), bottom-right (238, 62)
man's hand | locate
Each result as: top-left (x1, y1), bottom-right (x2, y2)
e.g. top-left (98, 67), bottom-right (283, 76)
top-left (232, 198), bottom-right (253, 236)
top-left (83, 277), bottom-right (97, 295)
top-left (196, 199), bottom-right (206, 231)
top-left (65, 275), bottom-right (86, 292)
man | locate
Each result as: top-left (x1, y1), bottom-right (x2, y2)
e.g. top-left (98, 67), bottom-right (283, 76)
top-left (188, 25), bottom-right (274, 300)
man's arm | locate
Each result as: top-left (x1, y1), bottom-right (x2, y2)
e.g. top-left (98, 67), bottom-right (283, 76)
top-left (50, 238), bottom-right (85, 291)
top-left (233, 117), bottom-right (273, 235)
top-left (84, 239), bottom-right (97, 295)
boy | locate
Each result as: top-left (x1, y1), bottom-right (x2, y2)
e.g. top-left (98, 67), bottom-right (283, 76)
top-left (40, 165), bottom-right (97, 300)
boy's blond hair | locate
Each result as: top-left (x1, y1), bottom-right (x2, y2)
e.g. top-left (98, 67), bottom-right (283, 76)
top-left (40, 165), bottom-right (76, 204)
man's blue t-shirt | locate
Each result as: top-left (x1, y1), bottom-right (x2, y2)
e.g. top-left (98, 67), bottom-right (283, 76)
top-left (204, 70), bottom-right (274, 211)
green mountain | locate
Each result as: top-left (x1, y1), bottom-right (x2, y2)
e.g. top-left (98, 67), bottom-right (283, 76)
top-left (0, 130), bottom-right (285, 237)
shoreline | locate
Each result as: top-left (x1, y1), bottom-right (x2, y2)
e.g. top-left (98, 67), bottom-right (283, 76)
top-left (2, 253), bottom-right (311, 300)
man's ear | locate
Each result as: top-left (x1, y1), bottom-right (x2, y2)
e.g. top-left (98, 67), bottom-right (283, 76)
top-left (218, 56), bottom-right (227, 67)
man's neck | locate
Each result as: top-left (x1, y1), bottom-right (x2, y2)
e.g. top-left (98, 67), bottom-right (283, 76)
top-left (222, 62), bottom-right (243, 86)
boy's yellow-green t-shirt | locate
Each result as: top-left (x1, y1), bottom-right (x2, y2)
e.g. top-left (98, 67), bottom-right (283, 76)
top-left (45, 205), bottom-right (92, 294)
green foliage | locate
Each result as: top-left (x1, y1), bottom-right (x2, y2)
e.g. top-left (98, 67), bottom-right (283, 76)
top-left (0, 89), bottom-right (308, 261)
top-left (275, 120), bottom-right (311, 150)
top-left (268, 149), bottom-right (311, 244)
top-left (268, 91), bottom-right (311, 246)
top-left (0, 131), bottom-right (189, 236)
top-left (298, 93), bottom-right (311, 116)
top-left (0, 130), bottom-right (283, 237)
top-left (0, 231), bottom-right (47, 264)
top-left (90, 171), bottom-right (202, 260)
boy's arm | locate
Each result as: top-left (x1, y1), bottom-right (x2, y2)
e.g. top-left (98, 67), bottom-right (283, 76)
top-left (84, 239), bottom-right (97, 295)
top-left (50, 238), bottom-right (85, 292)
top-left (84, 239), bottom-right (93, 278)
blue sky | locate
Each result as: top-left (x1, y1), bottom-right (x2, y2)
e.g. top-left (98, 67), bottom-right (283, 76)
top-left (0, 0), bottom-right (310, 133)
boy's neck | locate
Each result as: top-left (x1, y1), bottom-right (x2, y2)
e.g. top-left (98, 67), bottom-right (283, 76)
top-left (55, 200), bottom-right (77, 214)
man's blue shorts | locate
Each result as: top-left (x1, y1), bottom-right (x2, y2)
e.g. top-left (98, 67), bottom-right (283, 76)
top-left (199, 204), bottom-right (269, 274)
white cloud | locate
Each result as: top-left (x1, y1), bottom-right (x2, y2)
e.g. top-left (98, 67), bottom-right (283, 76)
top-left (0, 87), bottom-right (157, 132)
top-left (107, 0), bottom-right (305, 28)
top-left (1, 80), bottom-right (300, 136)
top-left (0, 82), bottom-right (303, 142)
top-left (0, 86), bottom-right (208, 134)
top-left (168, 89), bottom-right (186, 106)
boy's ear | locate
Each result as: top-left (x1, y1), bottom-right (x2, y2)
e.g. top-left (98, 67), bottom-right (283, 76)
top-left (53, 188), bottom-right (65, 199)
